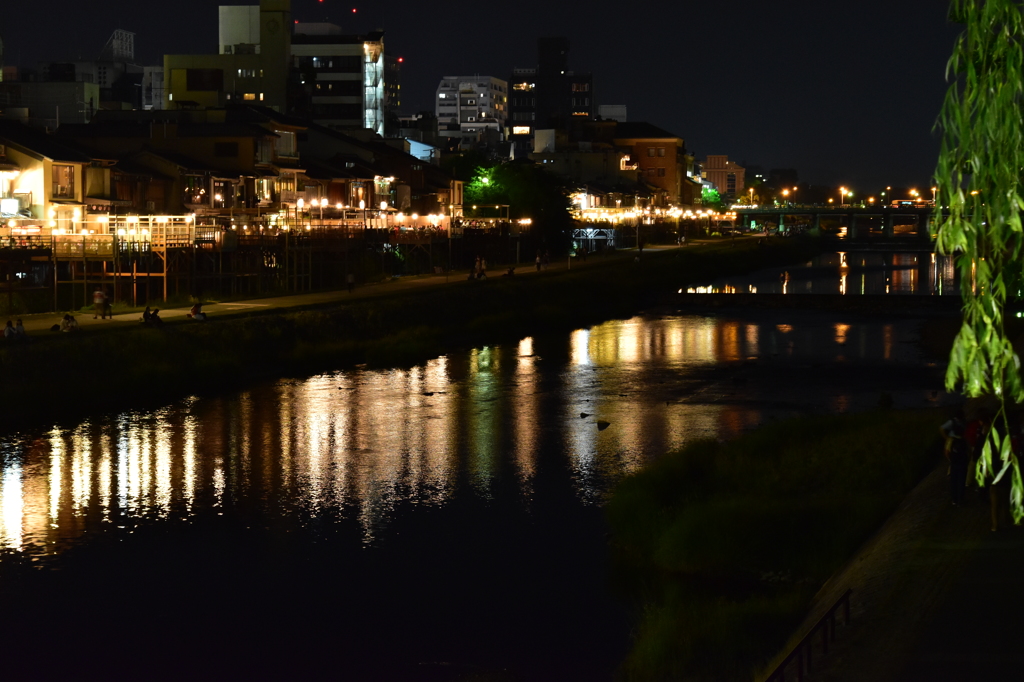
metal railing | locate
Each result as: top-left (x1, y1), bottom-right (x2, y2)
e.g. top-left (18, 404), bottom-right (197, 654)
top-left (764, 588), bottom-right (852, 682)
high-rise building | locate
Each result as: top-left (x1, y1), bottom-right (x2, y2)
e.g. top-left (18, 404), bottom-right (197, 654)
top-left (434, 76), bottom-right (507, 147)
top-left (291, 24), bottom-right (385, 135)
top-left (164, 1), bottom-right (387, 135)
top-left (508, 37), bottom-right (593, 157)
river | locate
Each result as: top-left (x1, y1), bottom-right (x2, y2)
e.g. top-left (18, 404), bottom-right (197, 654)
top-left (0, 309), bottom-right (951, 680)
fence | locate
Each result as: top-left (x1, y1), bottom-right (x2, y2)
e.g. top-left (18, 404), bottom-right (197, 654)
top-left (764, 588), bottom-right (852, 682)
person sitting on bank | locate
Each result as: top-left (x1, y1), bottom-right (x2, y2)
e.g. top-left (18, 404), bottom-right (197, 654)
top-left (149, 309), bottom-right (163, 327)
top-left (60, 314), bottom-right (80, 332)
top-left (142, 306), bottom-right (153, 325)
top-left (189, 303), bottom-right (207, 321)
top-left (3, 320), bottom-right (15, 340)
top-left (14, 319), bottom-right (25, 339)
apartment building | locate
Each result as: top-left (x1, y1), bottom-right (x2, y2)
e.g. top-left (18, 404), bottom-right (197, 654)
top-left (434, 76), bottom-right (507, 147)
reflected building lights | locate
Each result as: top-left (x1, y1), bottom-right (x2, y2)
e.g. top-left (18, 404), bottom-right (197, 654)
top-left (0, 464), bottom-right (23, 550)
top-left (0, 314), bottom-right (929, 560)
top-left (513, 339), bottom-right (539, 489)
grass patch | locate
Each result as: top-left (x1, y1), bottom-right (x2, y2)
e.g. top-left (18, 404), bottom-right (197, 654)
top-left (605, 409), bottom-right (943, 681)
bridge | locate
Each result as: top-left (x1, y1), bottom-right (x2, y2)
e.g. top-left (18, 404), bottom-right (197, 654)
top-left (733, 204), bottom-right (940, 240)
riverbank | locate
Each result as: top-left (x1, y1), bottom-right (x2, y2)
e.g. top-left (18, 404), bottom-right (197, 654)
top-left (0, 238), bottom-right (823, 432)
top-left (605, 408), bottom-right (944, 681)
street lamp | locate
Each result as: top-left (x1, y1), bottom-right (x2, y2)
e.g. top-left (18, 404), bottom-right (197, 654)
top-left (931, 186), bottom-right (938, 204)
top-left (839, 186), bottom-right (847, 206)
top-left (297, 197), bottom-right (305, 231)
top-left (748, 187), bottom-right (755, 205)
top-left (781, 189), bottom-right (790, 205)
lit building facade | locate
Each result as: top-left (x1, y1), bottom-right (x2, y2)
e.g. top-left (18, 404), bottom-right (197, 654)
top-left (291, 26), bottom-right (385, 135)
top-left (164, 1), bottom-right (386, 135)
top-left (435, 76), bottom-right (507, 145)
top-left (703, 155), bottom-right (745, 199)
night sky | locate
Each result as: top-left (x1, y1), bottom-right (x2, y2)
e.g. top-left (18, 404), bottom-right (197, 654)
top-left (3, 0), bottom-right (959, 192)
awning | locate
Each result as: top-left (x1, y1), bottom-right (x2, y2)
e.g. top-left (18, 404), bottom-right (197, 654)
top-left (85, 197), bottom-right (133, 207)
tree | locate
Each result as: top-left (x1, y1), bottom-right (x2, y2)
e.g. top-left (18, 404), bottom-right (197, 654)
top-left (460, 161), bottom-right (574, 253)
top-left (934, 0), bottom-right (1024, 521)
top-left (702, 187), bottom-right (723, 211)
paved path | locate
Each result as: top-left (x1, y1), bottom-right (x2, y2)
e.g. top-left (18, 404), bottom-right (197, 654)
top-left (6, 244), bottom-right (695, 337)
top-left (764, 462), bottom-right (1024, 681)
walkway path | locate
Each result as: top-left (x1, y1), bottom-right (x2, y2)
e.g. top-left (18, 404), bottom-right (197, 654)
top-left (765, 461), bottom-right (1024, 681)
top-left (7, 244), bottom-right (693, 336)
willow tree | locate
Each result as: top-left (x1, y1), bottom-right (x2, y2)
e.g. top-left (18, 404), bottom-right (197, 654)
top-left (935, 0), bottom-right (1024, 520)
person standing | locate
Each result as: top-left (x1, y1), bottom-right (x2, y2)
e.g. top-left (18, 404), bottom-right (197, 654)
top-left (941, 409), bottom-right (969, 506)
top-left (93, 287), bottom-right (106, 319)
top-left (535, 252), bottom-right (542, 272)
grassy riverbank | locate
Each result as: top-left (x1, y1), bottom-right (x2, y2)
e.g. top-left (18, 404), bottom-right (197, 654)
top-left (0, 238), bottom-right (823, 430)
top-left (605, 408), bottom-right (944, 681)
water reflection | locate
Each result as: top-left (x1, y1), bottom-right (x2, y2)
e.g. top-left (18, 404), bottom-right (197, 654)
top-left (688, 251), bottom-right (958, 296)
top-left (0, 313), bottom-right (940, 558)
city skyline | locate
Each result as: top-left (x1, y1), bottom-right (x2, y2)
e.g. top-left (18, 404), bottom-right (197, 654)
top-left (3, 0), bottom-right (956, 190)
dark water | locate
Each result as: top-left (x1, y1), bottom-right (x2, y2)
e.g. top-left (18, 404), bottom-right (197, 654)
top-left (687, 250), bottom-right (959, 296)
top-left (0, 312), bottom-right (950, 680)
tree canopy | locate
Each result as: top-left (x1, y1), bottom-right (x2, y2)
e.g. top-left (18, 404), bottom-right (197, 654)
top-left (934, 0), bottom-right (1024, 520)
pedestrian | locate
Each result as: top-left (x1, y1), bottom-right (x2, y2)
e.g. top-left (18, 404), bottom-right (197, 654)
top-left (102, 289), bottom-right (112, 319)
top-left (940, 409), bottom-right (969, 506)
top-left (543, 250), bottom-right (550, 269)
top-left (347, 272), bottom-right (355, 294)
top-left (479, 257), bottom-right (487, 279)
top-left (93, 287), bottom-right (106, 319)
top-left (535, 252), bottom-right (542, 272)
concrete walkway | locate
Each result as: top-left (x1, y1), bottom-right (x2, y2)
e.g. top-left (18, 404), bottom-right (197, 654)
top-left (5, 244), bottom-right (694, 337)
top-left (764, 462), bottom-right (1024, 681)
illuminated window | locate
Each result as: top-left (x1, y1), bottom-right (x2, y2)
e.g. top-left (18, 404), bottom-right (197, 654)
top-left (513, 82), bottom-right (535, 91)
top-left (243, 93), bottom-right (256, 101)
top-left (52, 165), bottom-right (75, 198)
top-left (512, 126), bottom-right (531, 135)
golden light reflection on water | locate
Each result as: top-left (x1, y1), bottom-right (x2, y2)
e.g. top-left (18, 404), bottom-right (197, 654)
top-left (0, 315), bottom-right (905, 557)
top-left (514, 338), bottom-right (539, 489)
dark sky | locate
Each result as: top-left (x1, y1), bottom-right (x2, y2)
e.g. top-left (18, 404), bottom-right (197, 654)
top-left (2, 0), bottom-right (960, 192)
